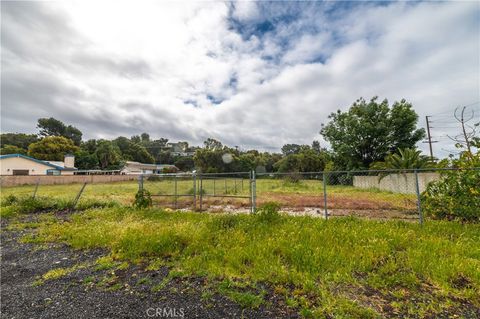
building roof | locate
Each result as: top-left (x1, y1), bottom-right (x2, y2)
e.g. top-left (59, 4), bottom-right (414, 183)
top-left (0, 154), bottom-right (77, 170)
top-left (124, 161), bottom-right (178, 170)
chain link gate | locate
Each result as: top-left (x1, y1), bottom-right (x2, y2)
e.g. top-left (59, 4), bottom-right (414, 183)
top-left (139, 171), bottom-right (256, 212)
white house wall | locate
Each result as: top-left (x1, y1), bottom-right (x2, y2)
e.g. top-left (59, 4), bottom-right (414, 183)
top-left (0, 157), bottom-right (54, 175)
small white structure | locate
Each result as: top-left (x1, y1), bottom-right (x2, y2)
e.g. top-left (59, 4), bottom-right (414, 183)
top-left (0, 154), bottom-right (77, 175)
top-left (121, 161), bottom-right (179, 175)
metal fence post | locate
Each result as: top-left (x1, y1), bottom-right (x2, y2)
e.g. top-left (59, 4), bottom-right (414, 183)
top-left (414, 169), bottom-right (423, 225)
top-left (193, 172), bottom-right (197, 210)
top-left (224, 178), bottom-right (227, 194)
top-left (213, 178), bottom-right (216, 196)
top-left (138, 174), bottom-right (143, 192)
top-left (252, 170), bottom-right (256, 213)
top-left (249, 171), bottom-right (253, 213)
top-left (199, 174), bottom-right (203, 211)
top-left (323, 172), bottom-right (328, 220)
top-left (73, 182), bottom-right (87, 208)
top-left (32, 179), bottom-right (40, 199)
top-left (174, 174), bottom-right (178, 209)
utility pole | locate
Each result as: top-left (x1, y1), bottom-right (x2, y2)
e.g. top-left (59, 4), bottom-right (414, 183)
top-left (425, 116), bottom-right (435, 160)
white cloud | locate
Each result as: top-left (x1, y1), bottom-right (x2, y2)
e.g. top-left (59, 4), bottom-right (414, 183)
top-left (1, 1), bottom-right (478, 157)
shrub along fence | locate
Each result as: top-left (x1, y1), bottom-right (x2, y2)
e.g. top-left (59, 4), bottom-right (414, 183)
top-left (140, 168), bottom-right (480, 223)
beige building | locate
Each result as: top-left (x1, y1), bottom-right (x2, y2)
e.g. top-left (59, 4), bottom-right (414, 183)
top-left (0, 154), bottom-right (77, 175)
top-left (121, 161), bottom-right (179, 174)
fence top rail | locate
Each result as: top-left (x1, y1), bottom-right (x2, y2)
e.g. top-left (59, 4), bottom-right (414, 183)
top-left (143, 171), bottom-right (252, 177)
top-left (1, 167), bottom-right (477, 179)
top-left (197, 171), bottom-right (252, 176)
top-left (255, 167), bottom-right (479, 176)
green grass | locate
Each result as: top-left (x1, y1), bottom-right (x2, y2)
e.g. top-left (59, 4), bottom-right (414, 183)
top-left (34, 263), bottom-right (89, 286)
top-left (0, 194), bottom-right (118, 219)
top-left (1, 182), bottom-right (139, 205)
top-left (217, 278), bottom-right (266, 309)
top-left (16, 205), bottom-right (480, 318)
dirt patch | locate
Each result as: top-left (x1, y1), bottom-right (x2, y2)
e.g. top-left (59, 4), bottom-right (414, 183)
top-left (153, 191), bottom-right (418, 220)
top-left (202, 205), bottom-right (418, 221)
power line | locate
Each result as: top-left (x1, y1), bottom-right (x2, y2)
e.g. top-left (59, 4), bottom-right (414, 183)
top-left (426, 100), bottom-right (480, 118)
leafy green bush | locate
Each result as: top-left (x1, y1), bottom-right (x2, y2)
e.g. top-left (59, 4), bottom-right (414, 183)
top-left (422, 149), bottom-right (480, 222)
top-left (133, 189), bottom-right (152, 208)
top-left (422, 168), bottom-right (480, 221)
top-left (1, 194), bottom-right (18, 206)
top-left (255, 202), bottom-right (281, 223)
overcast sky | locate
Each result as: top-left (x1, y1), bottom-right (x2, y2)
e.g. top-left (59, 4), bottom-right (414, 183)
top-left (1, 1), bottom-right (479, 156)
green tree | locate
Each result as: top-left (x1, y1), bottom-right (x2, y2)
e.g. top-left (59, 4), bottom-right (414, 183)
top-left (174, 156), bottom-right (195, 171)
top-left (281, 144), bottom-right (302, 156)
top-left (144, 138), bottom-right (169, 159)
top-left (75, 150), bottom-right (99, 170)
top-left (370, 148), bottom-right (433, 171)
top-left (274, 148), bottom-right (326, 173)
top-left (64, 125), bottom-right (83, 146)
top-left (235, 153), bottom-right (257, 171)
top-left (157, 151), bottom-right (175, 164)
top-left (128, 142), bottom-right (155, 163)
top-left (113, 136), bottom-right (131, 154)
top-left (311, 140), bottom-right (322, 154)
top-left (95, 140), bottom-right (121, 169)
top-left (140, 133), bottom-right (150, 143)
top-left (28, 136), bottom-right (79, 161)
top-left (320, 97), bottom-right (425, 169)
top-left (130, 135), bottom-right (141, 144)
top-left (258, 152), bottom-right (283, 172)
top-left (81, 139), bottom-right (98, 153)
top-left (0, 144), bottom-right (27, 155)
top-left (113, 136), bottom-right (155, 164)
top-left (37, 117), bottom-right (83, 146)
top-left (37, 117), bottom-right (65, 137)
top-left (194, 147), bottom-right (225, 172)
top-left (203, 138), bottom-right (223, 150)
top-left (0, 133), bottom-right (38, 150)
top-left (274, 154), bottom-right (301, 172)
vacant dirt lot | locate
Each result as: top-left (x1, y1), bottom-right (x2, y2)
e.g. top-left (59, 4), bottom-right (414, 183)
top-left (153, 192), bottom-right (418, 221)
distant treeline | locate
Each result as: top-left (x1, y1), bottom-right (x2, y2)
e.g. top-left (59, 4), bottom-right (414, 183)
top-left (3, 97), bottom-right (459, 172)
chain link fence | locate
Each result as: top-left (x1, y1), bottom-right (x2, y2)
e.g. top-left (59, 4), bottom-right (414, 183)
top-left (140, 168), bottom-right (478, 223)
top-left (2, 168), bottom-right (476, 223)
